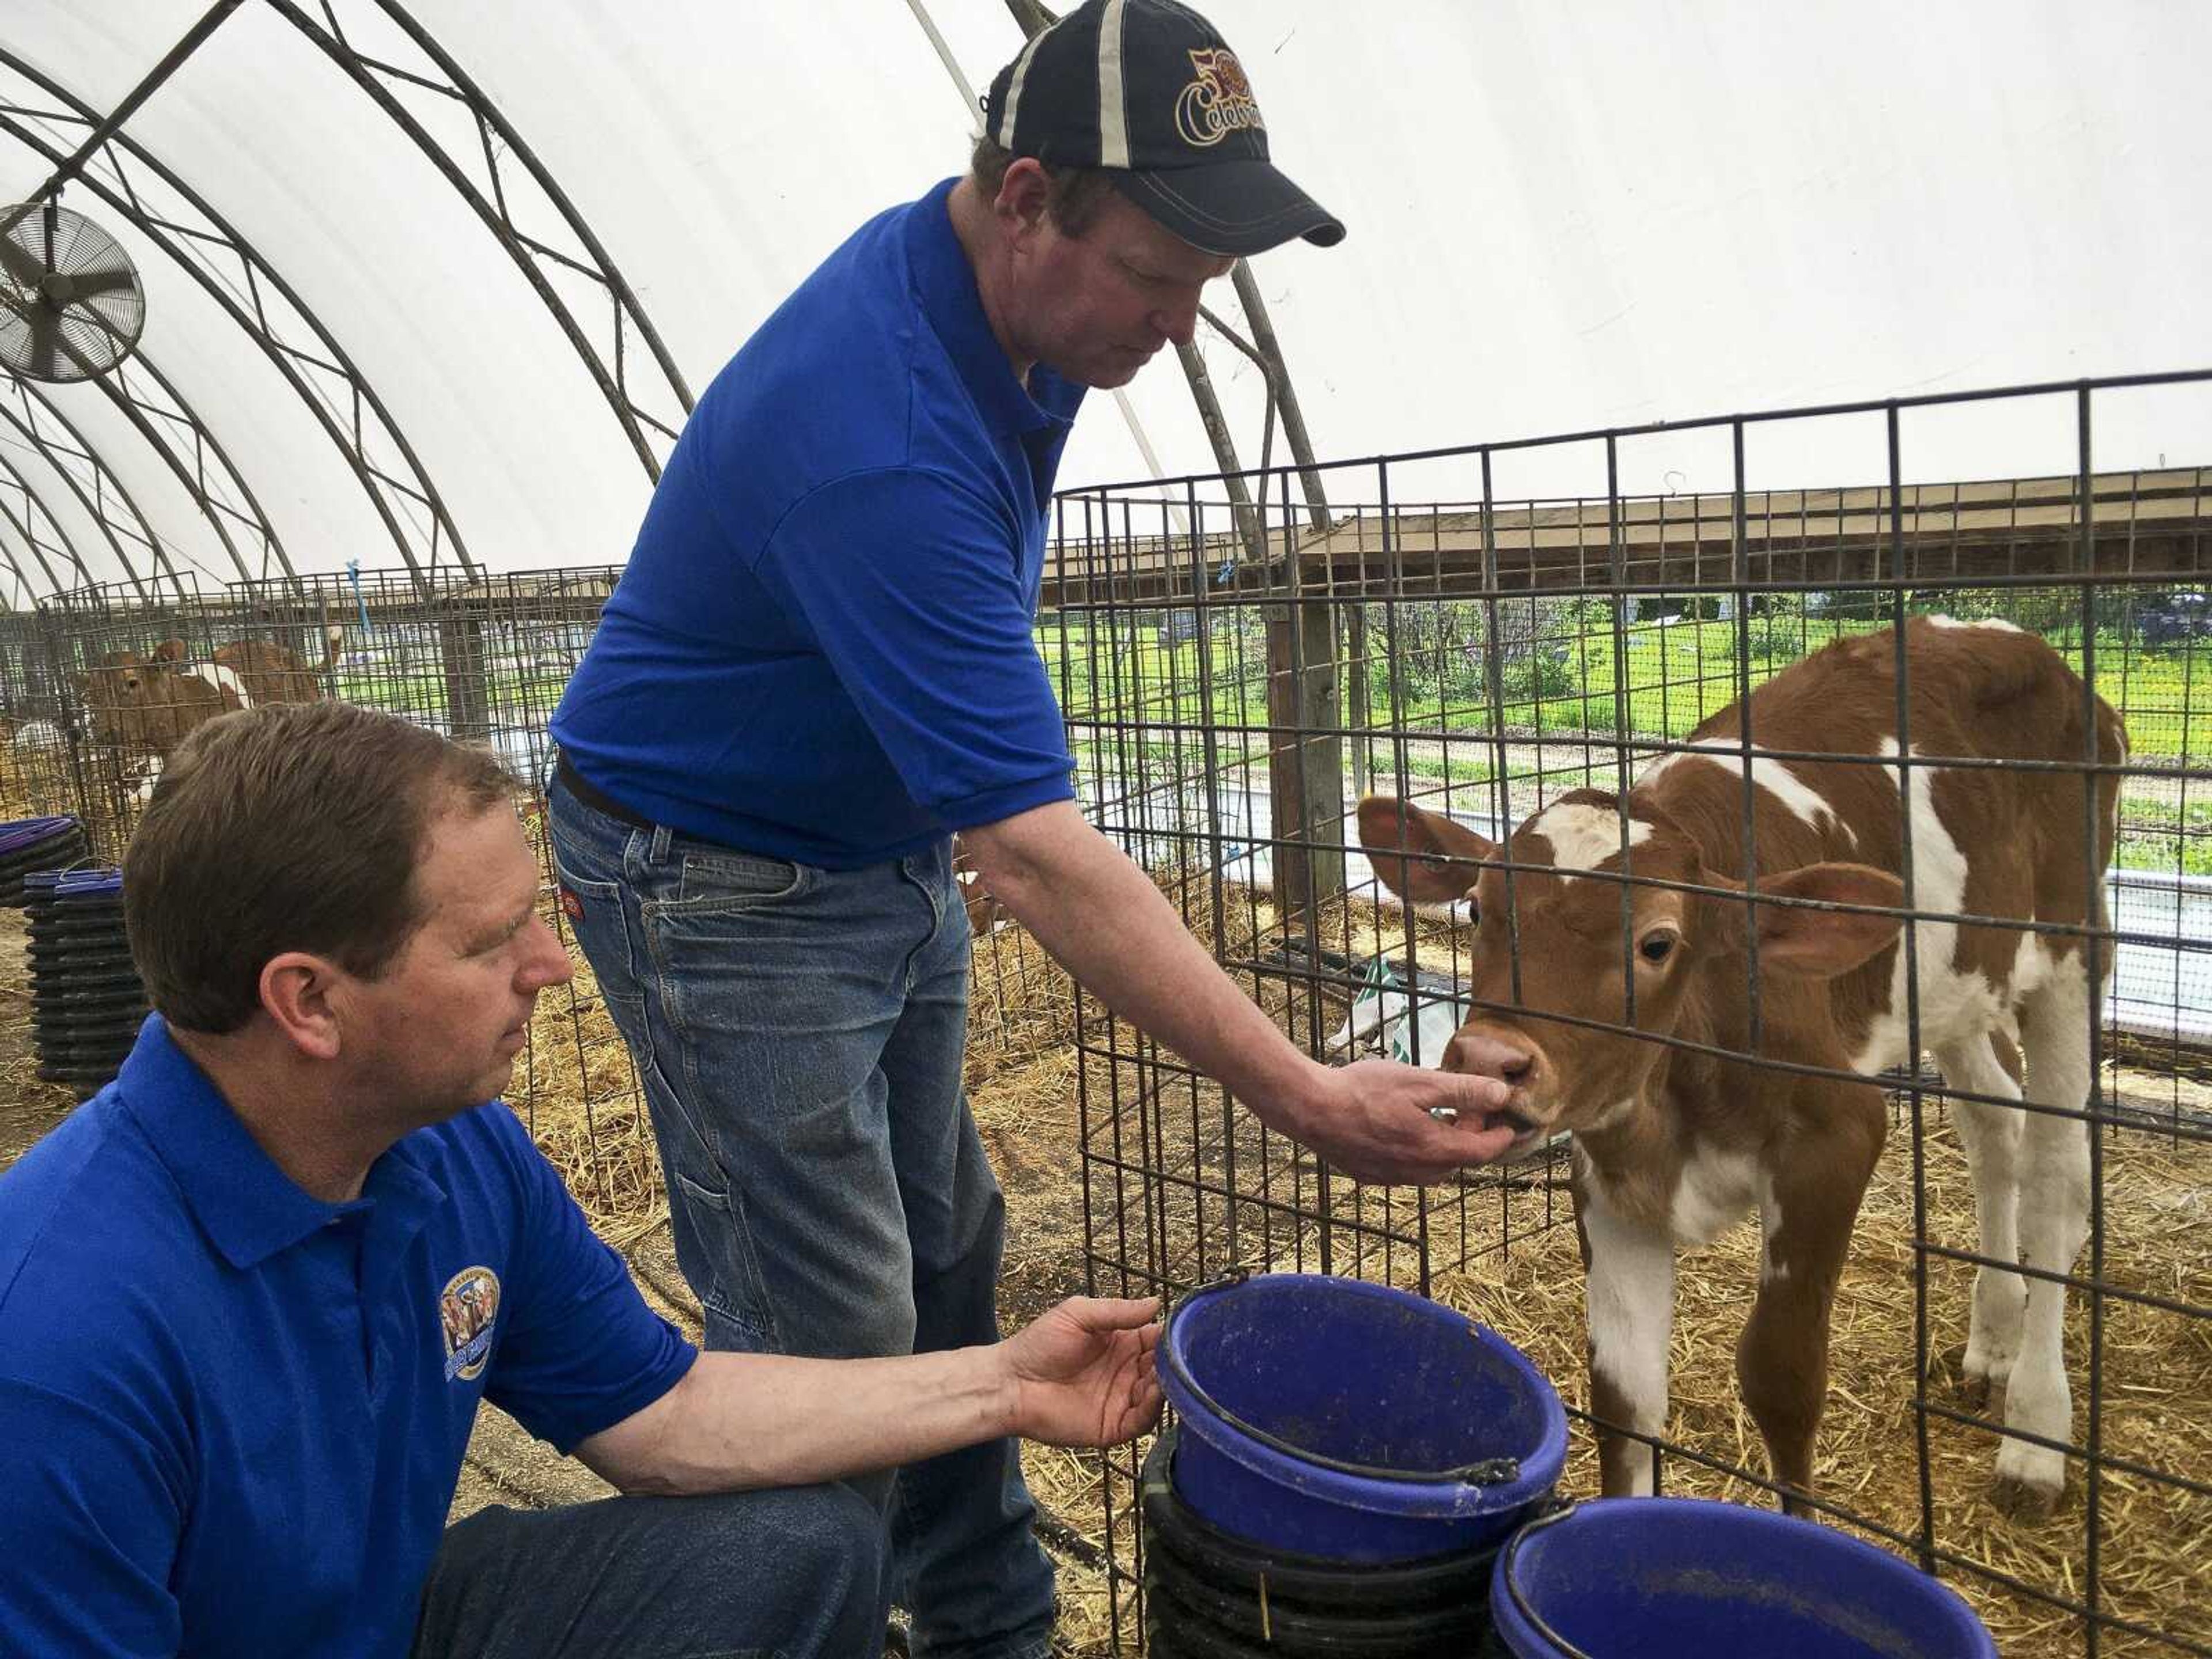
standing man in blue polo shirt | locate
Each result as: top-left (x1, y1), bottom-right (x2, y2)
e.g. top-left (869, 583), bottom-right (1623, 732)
top-left (0, 700), bottom-right (1164, 1658)
top-left (549, 5), bottom-right (1521, 1653)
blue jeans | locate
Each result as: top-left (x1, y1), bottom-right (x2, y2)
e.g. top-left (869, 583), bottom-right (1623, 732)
top-left (412, 1485), bottom-right (884, 1658)
top-left (547, 777), bottom-right (1055, 1659)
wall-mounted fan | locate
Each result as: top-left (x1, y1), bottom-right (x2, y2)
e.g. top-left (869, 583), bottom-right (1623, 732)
top-left (0, 200), bottom-right (147, 384)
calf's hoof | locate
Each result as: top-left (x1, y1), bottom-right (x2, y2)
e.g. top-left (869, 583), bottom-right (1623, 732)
top-left (1946, 1344), bottom-right (1999, 1407)
top-left (1989, 1471), bottom-right (2063, 1522)
top-left (1937, 1343), bottom-right (1997, 1412)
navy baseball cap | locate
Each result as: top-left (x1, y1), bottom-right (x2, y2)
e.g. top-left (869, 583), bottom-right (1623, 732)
top-left (980, 0), bottom-right (1346, 257)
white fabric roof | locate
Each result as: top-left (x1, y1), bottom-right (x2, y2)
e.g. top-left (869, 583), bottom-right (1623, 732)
top-left (5, 0), bottom-right (2209, 595)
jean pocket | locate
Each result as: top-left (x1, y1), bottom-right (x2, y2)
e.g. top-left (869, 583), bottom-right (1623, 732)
top-left (669, 847), bottom-right (808, 910)
top-left (671, 1162), bottom-right (733, 1217)
top-left (663, 1155), bottom-right (780, 1347)
top-left (549, 839), bottom-right (647, 1010)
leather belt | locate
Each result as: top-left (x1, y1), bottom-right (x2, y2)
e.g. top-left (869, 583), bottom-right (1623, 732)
top-left (554, 751), bottom-right (656, 834)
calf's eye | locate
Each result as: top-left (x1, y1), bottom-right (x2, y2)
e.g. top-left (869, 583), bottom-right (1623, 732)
top-left (1638, 931), bottom-right (1677, 964)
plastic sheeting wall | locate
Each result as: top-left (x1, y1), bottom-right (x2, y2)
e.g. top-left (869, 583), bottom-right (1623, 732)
top-left (3, 0), bottom-right (2209, 589)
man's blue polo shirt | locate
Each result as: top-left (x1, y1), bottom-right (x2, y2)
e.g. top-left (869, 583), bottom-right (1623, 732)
top-left (0, 1016), bottom-right (696, 1658)
top-left (551, 177), bottom-right (1086, 869)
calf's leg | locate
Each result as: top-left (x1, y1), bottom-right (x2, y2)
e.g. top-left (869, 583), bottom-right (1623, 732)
top-left (1738, 1093), bottom-right (1882, 1512)
top-left (1574, 1155), bottom-right (1675, 1497)
top-left (1995, 961), bottom-right (2096, 1519)
top-left (1933, 1032), bottom-right (2027, 1410)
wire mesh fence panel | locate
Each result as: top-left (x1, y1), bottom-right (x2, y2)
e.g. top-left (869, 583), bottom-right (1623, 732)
top-left (1052, 374), bottom-right (2212, 1657)
top-left (0, 374), bottom-right (2207, 1654)
top-left (0, 565), bottom-right (665, 1241)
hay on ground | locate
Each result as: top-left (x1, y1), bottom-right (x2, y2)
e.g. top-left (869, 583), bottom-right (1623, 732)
top-left (1440, 1121), bottom-right (2212, 1658)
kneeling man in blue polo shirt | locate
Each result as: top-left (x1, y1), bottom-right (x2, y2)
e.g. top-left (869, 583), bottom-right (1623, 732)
top-left (0, 699), bottom-right (1164, 1659)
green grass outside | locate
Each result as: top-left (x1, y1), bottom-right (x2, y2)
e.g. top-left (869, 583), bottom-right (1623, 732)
top-left (335, 668), bottom-right (570, 719)
top-left (2116, 797), bottom-right (2212, 878)
top-left (1046, 615), bottom-right (2206, 758)
top-left (1043, 615), bottom-right (1866, 745)
top-left (1047, 611), bottom-right (2212, 877)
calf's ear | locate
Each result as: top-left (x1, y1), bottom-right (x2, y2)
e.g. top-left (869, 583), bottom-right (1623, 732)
top-left (1357, 795), bottom-right (1497, 905)
top-left (1709, 862), bottom-right (1904, 978)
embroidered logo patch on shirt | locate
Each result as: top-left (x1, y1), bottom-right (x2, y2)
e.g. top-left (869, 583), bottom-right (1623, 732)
top-left (439, 1266), bottom-right (502, 1382)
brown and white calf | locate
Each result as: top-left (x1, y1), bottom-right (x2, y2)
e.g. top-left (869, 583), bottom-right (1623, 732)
top-left (1358, 618), bottom-right (2123, 1518)
top-left (151, 625), bottom-right (343, 709)
top-left (78, 626), bottom-right (343, 796)
top-left (79, 649), bottom-right (252, 761)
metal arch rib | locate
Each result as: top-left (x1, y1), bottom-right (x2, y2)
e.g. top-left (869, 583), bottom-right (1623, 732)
top-left (93, 354), bottom-right (299, 589)
top-left (0, 453), bottom-right (89, 593)
top-left (366, 0), bottom-right (691, 422)
top-left (0, 378), bottom-right (181, 599)
top-left (0, 51), bottom-right (474, 596)
top-left (0, 478), bottom-right (64, 603)
top-left (0, 195), bottom-right (286, 590)
top-left (353, 2), bottom-right (692, 424)
top-left (0, 406), bottom-right (151, 596)
top-left (5, 343), bottom-right (289, 592)
top-left (270, 0), bottom-right (693, 479)
top-left (0, 521), bottom-right (43, 607)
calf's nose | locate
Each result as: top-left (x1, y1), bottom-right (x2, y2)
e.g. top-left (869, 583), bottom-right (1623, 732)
top-left (1444, 1026), bottom-right (1539, 1089)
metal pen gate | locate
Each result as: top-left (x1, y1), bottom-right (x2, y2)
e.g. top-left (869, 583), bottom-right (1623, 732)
top-left (1047, 372), bottom-right (2212, 1657)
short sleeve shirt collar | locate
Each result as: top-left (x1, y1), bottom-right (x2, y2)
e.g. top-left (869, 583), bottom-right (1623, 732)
top-left (116, 1014), bottom-right (444, 1271)
top-left (904, 176), bottom-right (1085, 440)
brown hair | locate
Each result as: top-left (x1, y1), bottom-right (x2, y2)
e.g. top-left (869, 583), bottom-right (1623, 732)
top-left (968, 135), bottom-right (1120, 239)
top-left (123, 700), bottom-right (513, 1034)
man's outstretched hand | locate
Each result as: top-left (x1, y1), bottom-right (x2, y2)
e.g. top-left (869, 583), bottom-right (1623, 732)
top-left (1282, 1059), bottom-right (1523, 1185)
top-left (999, 1296), bottom-right (1164, 1448)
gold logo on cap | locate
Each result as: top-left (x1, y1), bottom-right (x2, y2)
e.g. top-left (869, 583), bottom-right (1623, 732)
top-left (1175, 48), bottom-right (1263, 148)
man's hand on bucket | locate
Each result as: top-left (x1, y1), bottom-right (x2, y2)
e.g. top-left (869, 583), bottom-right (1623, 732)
top-left (1000, 1296), bottom-right (1165, 1448)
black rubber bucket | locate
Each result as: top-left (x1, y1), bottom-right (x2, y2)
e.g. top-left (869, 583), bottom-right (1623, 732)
top-left (1141, 1423), bottom-right (1502, 1657)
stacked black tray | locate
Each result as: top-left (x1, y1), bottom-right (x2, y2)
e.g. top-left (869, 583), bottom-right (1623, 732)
top-left (1140, 1423), bottom-right (1503, 1658)
top-left (28, 867), bottom-right (146, 1099)
top-left (0, 815), bottom-right (88, 907)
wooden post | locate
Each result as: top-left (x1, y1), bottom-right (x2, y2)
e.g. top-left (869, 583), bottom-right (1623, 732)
top-left (438, 603), bottom-right (491, 744)
top-left (1162, 338), bottom-right (1336, 916)
top-left (1346, 604), bottom-right (1370, 797)
top-left (1264, 558), bottom-right (1343, 921)
top-left (1226, 265), bottom-right (1343, 917)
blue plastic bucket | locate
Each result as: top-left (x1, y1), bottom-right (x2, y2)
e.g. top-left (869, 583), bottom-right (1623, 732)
top-left (1157, 1272), bottom-right (1567, 1562)
top-left (1489, 1498), bottom-right (1998, 1658)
